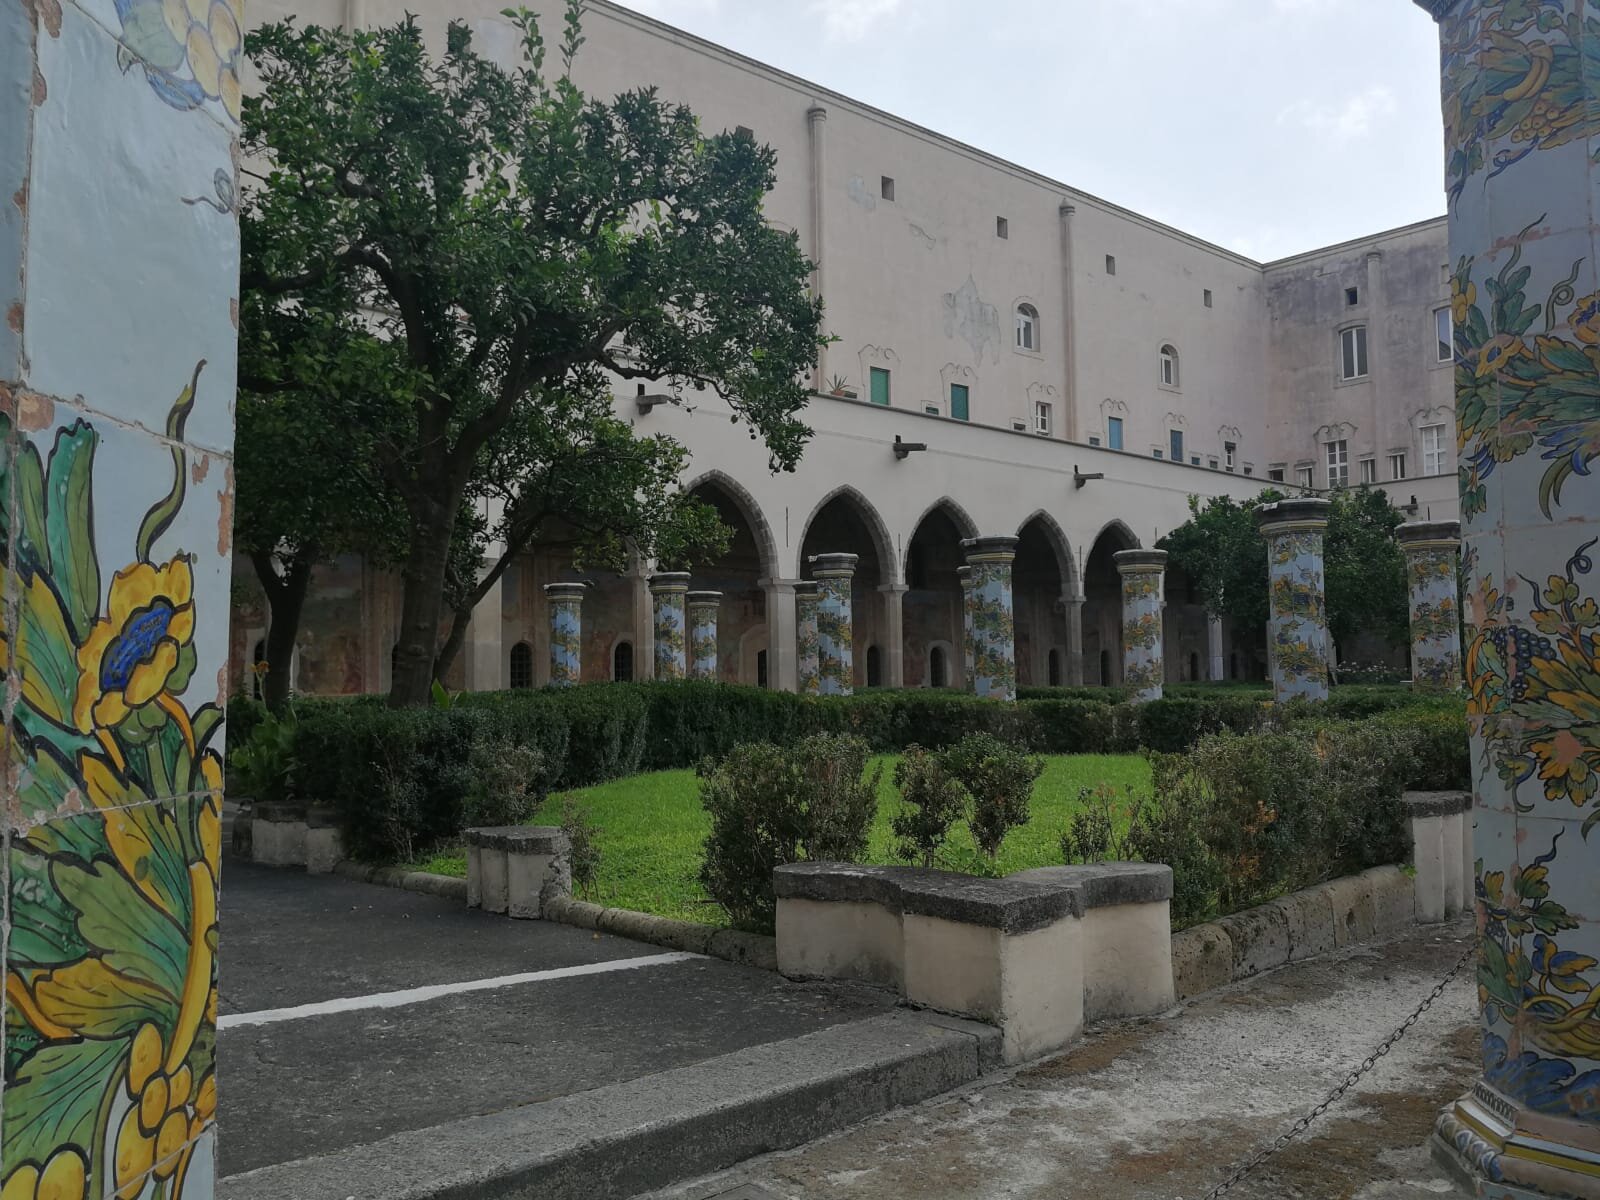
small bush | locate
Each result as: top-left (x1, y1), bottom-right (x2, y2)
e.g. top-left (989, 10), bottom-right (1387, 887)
top-left (698, 734), bottom-right (880, 932)
top-left (891, 747), bottom-right (967, 868)
top-left (230, 708), bottom-right (297, 805)
top-left (462, 739), bottom-right (546, 828)
top-left (940, 733), bottom-right (1044, 861)
top-left (1124, 775), bottom-right (1228, 929)
top-left (559, 794), bottom-right (603, 899)
top-left (1060, 783), bottom-right (1140, 865)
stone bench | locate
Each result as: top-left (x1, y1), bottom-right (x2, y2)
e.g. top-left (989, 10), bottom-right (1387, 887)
top-left (251, 802), bottom-right (344, 874)
top-left (1403, 791), bottom-right (1472, 923)
top-left (466, 827), bottom-right (572, 919)
top-left (774, 861), bottom-right (1173, 1064)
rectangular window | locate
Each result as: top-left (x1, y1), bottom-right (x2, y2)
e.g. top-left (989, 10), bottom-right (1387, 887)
top-left (1190, 455), bottom-right (1200, 466)
top-left (1169, 429), bottom-right (1184, 463)
top-left (950, 383), bottom-right (970, 422)
top-left (1326, 439), bottom-right (1349, 488)
top-left (1297, 465), bottom-right (1314, 488)
top-left (1107, 416), bottom-right (1124, 450)
top-left (1422, 423), bottom-right (1447, 476)
top-left (1269, 467), bottom-right (1286, 482)
top-left (1105, 254), bottom-right (1117, 275)
top-left (1390, 452), bottom-right (1408, 480)
top-left (996, 216), bottom-right (1009, 239)
top-left (923, 404), bottom-right (940, 416)
top-left (1033, 401), bottom-right (1052, 436)
top-left (880, 176), bottom-right (895, 201)
top-left (1225, 441), bottom-right (1237, 472)
top-left (869, 366), bottom-right (891, 406)
top-left (1359, 457), bottom-right (1376, 484)
top-left (1340, 325), bottom-right (1369, 380)
top-left (1012, 420), bottom-right (1027, 432)
top-left (1208, 457), bottom-right (1219, 470)
top-left (1152, 449), bottom-right (1163, 460)
top-left (1435, 308), bottom-right (1453, 363)
top-left (1088, 435), bottom-right (1102, 447)
top-left (1243, 464), bottom-right (1254, 477)
top-left (1346, 286), bottom-right (1360, 307)
top-left (1203, 289), bottom-right (1213, 308)
top-left (734, 124), bottom-right (754, 139)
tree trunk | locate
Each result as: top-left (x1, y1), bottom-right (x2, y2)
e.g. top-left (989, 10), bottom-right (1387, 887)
top-left (433, 604), bottom-right (472, 683)
top-left (250, 552), bottom-right (312, 713)
top-left (389, 491), bottom-right (461, 707)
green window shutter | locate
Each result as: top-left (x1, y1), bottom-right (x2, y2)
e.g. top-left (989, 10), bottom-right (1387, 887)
top-left (869, 367), bottom-right (891, 406)
top-left (950, 384), bottom-right (969, 421)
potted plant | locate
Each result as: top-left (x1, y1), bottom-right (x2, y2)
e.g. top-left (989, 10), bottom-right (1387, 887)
top-left (827, 373), bottom-right (859, 400)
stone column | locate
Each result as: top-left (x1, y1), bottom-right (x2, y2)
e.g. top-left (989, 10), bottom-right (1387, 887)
top-left (810, 554), bottom-right (857, 695)
top-left (1416, 5), bottom-right (1600, 1193)
top-left (763, 578), bottom-right (798, 692)
top-left (630, 561), bottom-right (656, 681)
top-left (1255, 498), bottom-right (1332, 703)
top-left (1207, 616), bottom-right (1226, 682)
top-left (649, 572), bottom-right (691, 680)
top-left (879, 584), bottom-right (908, 688)
top-left (1064, 592), bottom-right (1086, 685)
top-left (687, 590), bottom-right (722, 681)
top-left (795, 581), bottom-right (822, 695)
top-left (2, 1), bottom-right (237, 1190)
top-left (963, 536), bottom-right (1020, 702)
top-left (1397, 521), bottom-right (1462, 692)
top-left (544, 583), bottom-right (586, 688)
top-left (1113, 550), bottom-right (1168, 703)
top-left (958, 566), bottom-right (977, 692)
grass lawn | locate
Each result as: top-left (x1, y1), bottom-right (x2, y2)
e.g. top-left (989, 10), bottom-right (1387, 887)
top-left (408, 753), bottom-right (1150, 926)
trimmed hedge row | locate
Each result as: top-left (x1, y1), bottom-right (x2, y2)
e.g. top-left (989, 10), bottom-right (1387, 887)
top-left (230, 681), bottom-right (1468, 862)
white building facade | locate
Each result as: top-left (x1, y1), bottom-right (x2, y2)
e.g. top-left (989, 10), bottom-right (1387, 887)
top-left (232, 0), bottom-right (1459, 696)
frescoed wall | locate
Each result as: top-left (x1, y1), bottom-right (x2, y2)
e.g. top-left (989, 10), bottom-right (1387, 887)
top-left (1416, 2), bottom-right (1600, 1196)
top-left (1, 0), bottom-right (239, 1194)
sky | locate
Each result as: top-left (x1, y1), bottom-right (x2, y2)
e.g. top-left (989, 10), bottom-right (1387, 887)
top-left (609, 0), bottom-right (1446, 262)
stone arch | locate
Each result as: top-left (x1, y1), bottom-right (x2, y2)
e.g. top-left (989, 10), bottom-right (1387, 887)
top-left (681, 469), bottom-right (781, 580)
top-left (1015, 509), bottom-right (1078, 595)
top-left (1090, 518), bottom-right (1141, 554)
top-left (798, 485), bottom-right (898, 585)
top-left (904, 497), bottom-right (980, 572)
top-left (1082, 520), bottom-right (1141, 687)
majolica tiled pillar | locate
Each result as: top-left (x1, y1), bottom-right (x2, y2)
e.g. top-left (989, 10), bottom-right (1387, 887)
top-left (1256, 498), bottom-right (1332, 703)
top-left (2, 1), bottom-right (239, 1193)
top-left (1113, 550), bottom-right (1168, 703)
top-left (545, 583), bottom-right (586, 688)
top-left (649, 572), bottom-right (691, 680)
top-left (687, 590), bottom-right (722, 681)
top-left (1416, 4), bottom-right (1600, 1194)
top-left (795, 581), bottom-right (822, 695)
top-left (810, 554), bottom-right (857, 695)
top-left (963, 536), bottom-right (1019, 702)
top-left (1397, 521), bottom-right (1462, 692)
top-left (958, 566), bottom-right (977, 692)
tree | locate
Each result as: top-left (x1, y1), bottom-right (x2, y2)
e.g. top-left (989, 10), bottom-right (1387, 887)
top-left (1159, 487), bottom-right (1410, 670)
top-left (241, 8), bottom-right (825, 706)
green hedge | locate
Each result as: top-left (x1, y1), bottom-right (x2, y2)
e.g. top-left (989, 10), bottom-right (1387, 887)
top-left (231, 680), bottom-right (1468, 862)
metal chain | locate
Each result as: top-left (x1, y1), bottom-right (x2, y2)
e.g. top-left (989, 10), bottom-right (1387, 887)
top-left (1190, 941), bottom-right (1476, 1200)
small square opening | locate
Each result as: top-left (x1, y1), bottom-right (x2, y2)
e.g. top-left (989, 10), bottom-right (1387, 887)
top-left (880, 176), bottom-right (895, 201)
top-left (1345, 286), bottom-right (1360, 306)
top-left (1105, 254), bottom-right (1117, 275)
top-left (996, 216), bottom-right (1009, 239)
top-left (1203, 289), bottom-right (1213, 308)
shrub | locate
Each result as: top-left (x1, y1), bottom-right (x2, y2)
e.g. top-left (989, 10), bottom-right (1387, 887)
top-left (940, 733), bottom-right (1044, 861)
top-left (1124, 775), bottom-right (1228, 929)
top-left (230, 708), bottom-right (297, 805)
top-left (462, 739), bottom-right (546, 828)
top-left (560, 794), bottom-right (603, 899)
top-left (226, 694), bottom-right (269, 750)
top-left (1060, 783), bottom-right (1140, 865)
top-left (1019, 698), bottom-right (1117, 754)
top-left (891, 747), bottom-right (967, 868)
top-left (697, 734), bottom-right (880, 932)
top-left (1133, 695), bottom-right (1267, 753)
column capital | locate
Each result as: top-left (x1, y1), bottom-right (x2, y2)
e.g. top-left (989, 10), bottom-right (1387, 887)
top-left (1396, 520), bottom-right (1461, 551)
top-left (544, 582), bottom-right (588, 601)
top-left (759, 577), bottom-right (800, 594)
top-left (1113, 549), bottom-right (1168, 575)
top-left (1256, 497), bottom-right (1331, 536)
top-left (877, 582), bottom-right (910, 596)
top-left (686, 590), bottom-right (723, 608)
top-left (794, 579), bottom-right (822, 599)
top-left (809, 552), bottom-right (859, 579)
top-left (648, 571), bottom-right (691, 595)
top-left (962, 535), bottom-right (1020, 563)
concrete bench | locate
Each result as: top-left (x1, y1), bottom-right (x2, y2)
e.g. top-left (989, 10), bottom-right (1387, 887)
top-left (1403, 791), bottom-right (1472, 923)
top-left (465, 826), bottom-right (572, 919)
top-left (774, 861), bottom-right (1173, 1064)
top-left (251, 803), bottom-right (345, 874)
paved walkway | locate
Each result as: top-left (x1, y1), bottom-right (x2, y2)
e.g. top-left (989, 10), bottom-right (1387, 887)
top-left (218, 861), bottom-right (896, 1181)
top-left (648, 921), bottom-right (1478, 1200)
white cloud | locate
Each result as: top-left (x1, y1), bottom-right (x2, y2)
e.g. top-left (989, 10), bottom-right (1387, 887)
top-left (810, 0), bottom-right (903, 42)
top-left (1279, 84), bottom-right (1397, 141)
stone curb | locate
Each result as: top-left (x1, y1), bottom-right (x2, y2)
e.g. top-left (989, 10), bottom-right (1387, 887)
top-left (218, 1010), bottom-right (999, 1200)
top-left (332, 861), bottom-right (470, 903)
top-left (1171, 865), bottom-right (1416, 1001)
top-left (543, 895), bottom-right (778, 972)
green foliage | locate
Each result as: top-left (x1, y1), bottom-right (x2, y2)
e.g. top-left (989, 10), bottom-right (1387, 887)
top-left (242, 10), bottom-right (826, 704)
top-left (697, 734), bottom-right (881, 932)
top-left (1060, 783), bottom-right (1140, 865)
top-left (559, 794), bottom-right (603, 899)
top-left (230, 708), bottom-right (298, 805)
top-left (940, 733), bottom-right (1044, 861)
top-left (891, 747), bottom-right (967, 868)
top-left (462, 739), bottom-right (547, 827)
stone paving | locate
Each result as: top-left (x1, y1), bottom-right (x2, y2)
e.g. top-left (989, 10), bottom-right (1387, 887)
top-left (649, 920), bottom-right (1477, 1200)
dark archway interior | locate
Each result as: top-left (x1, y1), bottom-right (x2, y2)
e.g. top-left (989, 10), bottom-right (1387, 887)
top-left (1083, 526), bottom-right (1136, 685)
top-left (903, 506), bottom-right (966, 688)
top-left (687, 481), bottom-right (769, 684)
top-left (1014, 518), bottom-right (1068, 688)
top-left (801, 495), bottom-right (885, 687)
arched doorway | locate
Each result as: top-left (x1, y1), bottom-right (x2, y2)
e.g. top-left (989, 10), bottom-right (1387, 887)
top-left (799, 488), bottom-right (891, 689)
top-left (1083, 522), bottom-right (1138, 686)
top-left (683, 473), bottom-right (778, 685)
top-left (1014, 513), bottom-right (1073, 688)
top-left (902, 500), bottom-right (975, 688)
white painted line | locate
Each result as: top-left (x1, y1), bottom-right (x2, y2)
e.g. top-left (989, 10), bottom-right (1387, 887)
top-left (219, 952), bottom-right (703, 1030)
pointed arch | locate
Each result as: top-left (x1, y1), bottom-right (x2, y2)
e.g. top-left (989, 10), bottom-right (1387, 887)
top-left (905, 496), bottom-right (980, 554)
top-left (798, 484), bottom-right (897, 584)
top-left (1089, 518), bottom-right (1141, 555)
top-left (681, 469), bottom-right (781, 580)
top-left (1015, 509), bottom-right (1077, 595)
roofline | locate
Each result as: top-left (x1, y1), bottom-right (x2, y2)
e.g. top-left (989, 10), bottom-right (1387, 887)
top-left (1260, 214), bottom-right (1449, 270)
top-left (581, 1), bottom-right (1280, 271)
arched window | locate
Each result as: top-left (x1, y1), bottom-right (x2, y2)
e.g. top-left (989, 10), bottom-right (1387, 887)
top-left (1015, 303), bottom-right (1039, 352)
top-left (612, 640), bottom-right (634, 683)
top-left (866, 645), bottom-right (882, 688)
top-left (509, 641), bottom-right (534, 689)
top-left (929, 646), bottom-right (948, 689)
top-left (1048, 648), bottom-right (1062, 687)
top-left (1159, 344), bottom-right (1179, 388)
